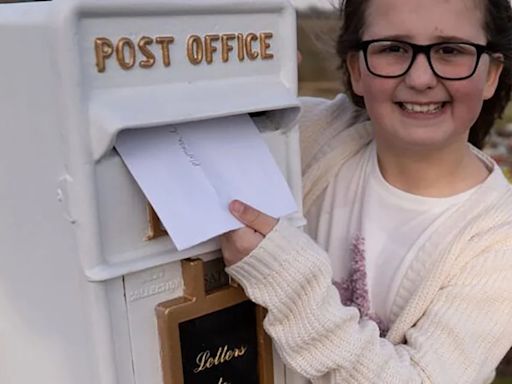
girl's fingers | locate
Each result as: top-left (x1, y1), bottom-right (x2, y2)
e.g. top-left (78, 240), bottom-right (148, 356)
top-left (229, 200), bottom-right (278, 236)
top-left (220, 227), bottom-right (264, 267)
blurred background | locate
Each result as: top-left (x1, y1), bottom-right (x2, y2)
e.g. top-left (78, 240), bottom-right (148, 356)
top-left (294, 2), bottom-right (512, 383)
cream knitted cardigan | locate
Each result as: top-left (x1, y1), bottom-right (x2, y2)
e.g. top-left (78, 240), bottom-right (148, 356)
top-left (226, 95), bottom-right (512, 383)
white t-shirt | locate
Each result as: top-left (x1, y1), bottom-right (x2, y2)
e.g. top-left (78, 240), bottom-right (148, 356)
top-left (310, 140), bottom-right (490, 327)
top-left (362, 143), bottom-right (477, 325)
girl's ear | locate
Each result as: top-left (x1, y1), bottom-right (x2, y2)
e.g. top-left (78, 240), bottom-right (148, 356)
top-left (347, 52), bottom-right (364, 96)
top-left (483, 54), bottom-right (504, 100)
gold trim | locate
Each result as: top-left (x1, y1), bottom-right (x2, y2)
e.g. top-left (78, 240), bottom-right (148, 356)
top-left (156, 258), bottom-right (274, 384)
top-left (144, 203), bottom-right (167, 241)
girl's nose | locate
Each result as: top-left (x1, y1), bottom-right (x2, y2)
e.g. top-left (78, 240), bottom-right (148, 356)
top-left (404, 53), bottom-right (439, 90)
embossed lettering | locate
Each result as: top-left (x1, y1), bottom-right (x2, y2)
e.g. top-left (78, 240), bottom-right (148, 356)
top-left (94, 31), bottom-right (275, 72)
top-left (205, 34), bottom-right (220, 64)
top-left (244, 33), bottom-right (259, 60)
top-left (237, 33), bottom-right (245, 61)
top-left (187, 35), bottom-right (204, 65)
top-left (138, 36), bottom-right (156, 68)
top-left (116, 37), bottom-right (136, 70)
top-left (155, 36), bottom-right (175, 67)
top-left (259, 32), bottom-right (274, 60)
top-left (221, 33), bottom-right (236, 62)
top-left (95, 37), bottom-right (114, 73)
top-left (128, 280), bottom-right (183, 302)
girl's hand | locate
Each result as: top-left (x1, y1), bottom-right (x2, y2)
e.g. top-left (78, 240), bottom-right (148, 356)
top-left (220, 200), bottom-right (278, 267)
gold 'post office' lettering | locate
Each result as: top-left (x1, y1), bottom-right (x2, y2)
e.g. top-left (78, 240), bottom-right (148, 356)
top-left (116, 37), bottom-right (136, 70)
top-left (155, 36), bottom-right (175, 67)
top-left (204, 34), bottom-right (220, 64)
top-left (187, 35), bottom-right (204, 65)
top-left (245, 33), bottom-right (259, 60)
top-left (94, 31), bottom-right (275, 73)
top-left (138, 36), bottom-right (155, 69)
top-left (221, 33), bottom-right (236, 62)
top-left (259, 32), bottom-right (274, 60)
top-left (237, 33), bottom-right (245, 61)
top-left (95, 37), bottom-right (114, 73)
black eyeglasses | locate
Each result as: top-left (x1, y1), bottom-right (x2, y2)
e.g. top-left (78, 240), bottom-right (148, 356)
top-left (357, 39), bottom-right (492, 80)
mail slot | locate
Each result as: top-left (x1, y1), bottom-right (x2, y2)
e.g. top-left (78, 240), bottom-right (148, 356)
top-left (0, 0), bottom-right (306, 383)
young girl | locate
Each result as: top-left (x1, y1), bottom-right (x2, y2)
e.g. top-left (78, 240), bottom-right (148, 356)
top-left (220, 0), bottom-right (512, 382)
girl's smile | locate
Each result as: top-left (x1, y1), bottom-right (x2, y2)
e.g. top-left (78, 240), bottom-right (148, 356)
top-left (398, 103), bottom-right (446, 114)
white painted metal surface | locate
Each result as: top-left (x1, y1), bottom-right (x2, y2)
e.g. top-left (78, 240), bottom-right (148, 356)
top-left (0, 1), bottom-right (304, 383)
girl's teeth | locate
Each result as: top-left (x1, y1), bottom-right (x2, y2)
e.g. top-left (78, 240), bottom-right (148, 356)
top-left (401, 103), bottom-right (443, 113)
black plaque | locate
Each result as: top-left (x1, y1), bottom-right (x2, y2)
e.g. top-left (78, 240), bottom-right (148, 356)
top-left (179, 301), bottom-right (259, 384)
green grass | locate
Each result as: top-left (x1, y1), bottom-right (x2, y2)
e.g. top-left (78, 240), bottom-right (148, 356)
top-left (493, 378), bottom-right (512, 384)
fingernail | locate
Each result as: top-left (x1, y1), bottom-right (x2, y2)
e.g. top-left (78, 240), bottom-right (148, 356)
top-left (230, 200), bottom-right (243, 215)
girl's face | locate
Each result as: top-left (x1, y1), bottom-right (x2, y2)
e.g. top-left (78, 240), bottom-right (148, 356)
top-left (348, 0), bottom-right (503, 153)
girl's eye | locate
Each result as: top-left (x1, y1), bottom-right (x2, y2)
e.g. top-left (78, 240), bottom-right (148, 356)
top-left (434, 44), bottom-right (473, 56)
top-left (372, 42), bottom-right (410, 55)
top-left (385, 45), bottom-right (405, 53)
top-left (438, 46), bottom-right (459, 55)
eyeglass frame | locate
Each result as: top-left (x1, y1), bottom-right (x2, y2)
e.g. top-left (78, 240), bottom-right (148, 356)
top-left (356, 39), bottom-right (494, 81)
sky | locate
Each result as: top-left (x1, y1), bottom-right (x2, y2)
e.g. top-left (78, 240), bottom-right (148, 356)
top-left (290, 0), bottom-right (333, 9)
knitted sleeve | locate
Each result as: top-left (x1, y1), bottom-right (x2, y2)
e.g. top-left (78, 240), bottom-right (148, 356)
top-left (226, 220), bottom-right (512, 384)
top-left (299, 94), bottom-right (367, 177)
top-left (298, 94), bottom-right (369, 216)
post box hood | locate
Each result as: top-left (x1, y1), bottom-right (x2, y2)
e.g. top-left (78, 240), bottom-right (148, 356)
top-left (89, 78), bottom-right (300, 161)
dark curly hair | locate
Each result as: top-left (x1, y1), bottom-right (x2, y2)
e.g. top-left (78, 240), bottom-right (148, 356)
top-left (336, 0), bottom-right (512, 149)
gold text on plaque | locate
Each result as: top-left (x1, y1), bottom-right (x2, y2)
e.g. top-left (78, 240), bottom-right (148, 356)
top-left (94, 32), bottom-right (274, 73)
top-left (193, 344), bottom-right (248, 373)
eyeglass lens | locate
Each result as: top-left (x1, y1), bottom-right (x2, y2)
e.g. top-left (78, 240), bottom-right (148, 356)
top-left (365, 41), bottom-right (479, 79)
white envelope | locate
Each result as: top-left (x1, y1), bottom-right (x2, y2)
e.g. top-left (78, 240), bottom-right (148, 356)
top-left (115, 114), bottom-right (297, 250)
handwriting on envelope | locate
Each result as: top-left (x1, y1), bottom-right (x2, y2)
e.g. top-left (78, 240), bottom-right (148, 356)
top-left (115, 114), bottom-right (297, 251)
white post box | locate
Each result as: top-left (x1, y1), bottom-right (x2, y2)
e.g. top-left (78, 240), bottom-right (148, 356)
top-left (0, 0), bottom-right (306, 384)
